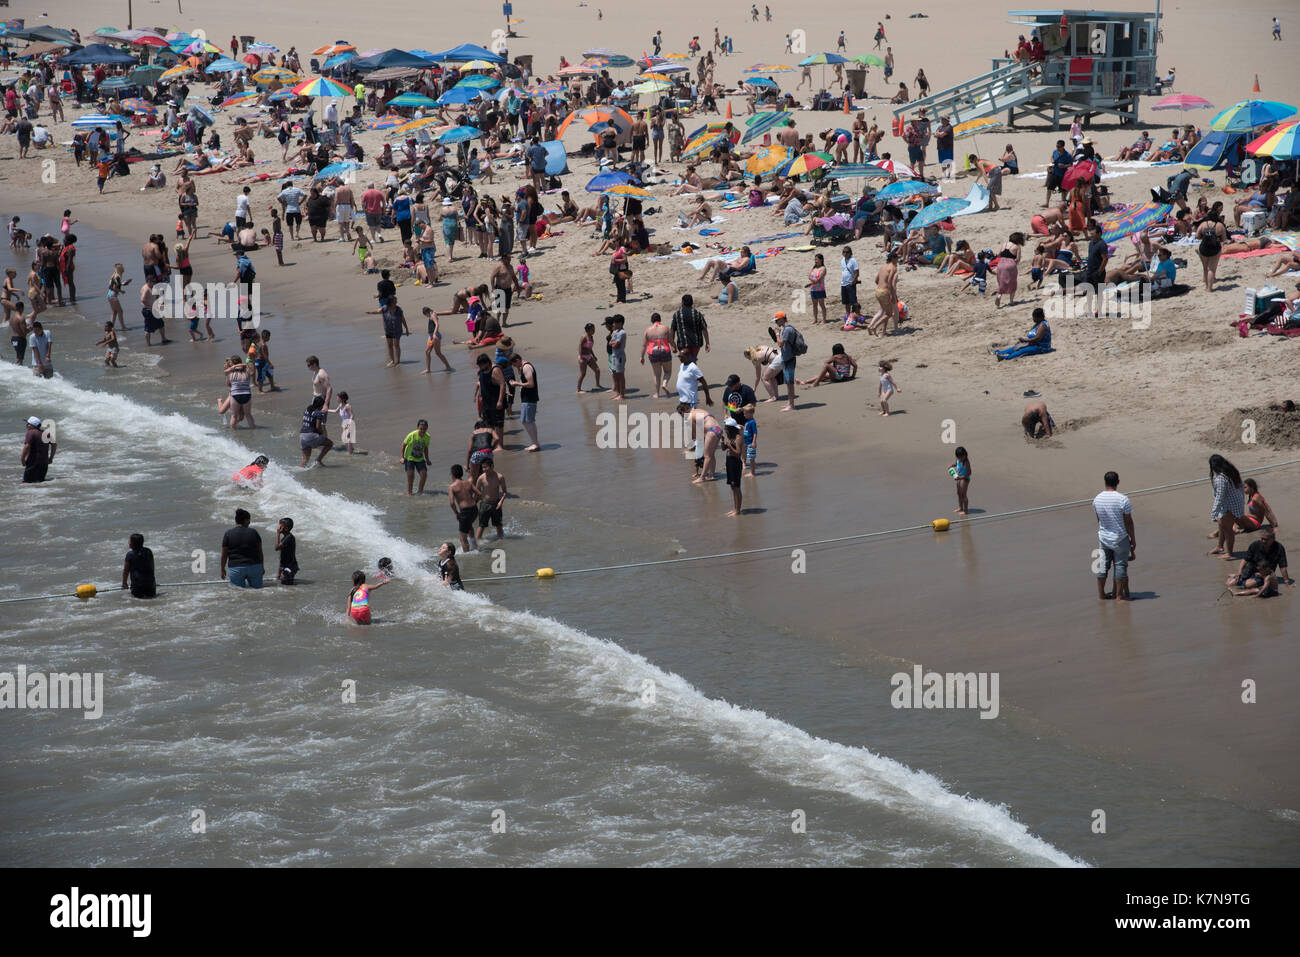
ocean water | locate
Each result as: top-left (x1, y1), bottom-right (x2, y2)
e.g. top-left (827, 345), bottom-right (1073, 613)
top-left (1, 217), bottom-right (1296, 868)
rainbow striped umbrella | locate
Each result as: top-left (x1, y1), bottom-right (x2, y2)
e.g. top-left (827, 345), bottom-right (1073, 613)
top-left (1097, 202), bottom-right (1172, 242)
top-left (1210, 99), bottom-right (1297, 132)
top-left (181, 39), bottom-right (221, 54)
top-left (603, 184), bottom-right (654, 198)
top-left (742, 111), bottom-right (793, 143)
top-left (531, 82), bottom-right (564, 98)
top-left (787, 152), bottom-right (831, 176)
top-left (1245, 119), bottom-right (1300, 159)
top-left (267, 89), bottom-right (296, 102)
top-left (292, 76), bottom-right (353, 98)
top-left (744, 63), bottom-right (796, 75)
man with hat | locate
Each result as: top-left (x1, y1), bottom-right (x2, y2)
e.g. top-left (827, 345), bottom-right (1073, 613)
top-left (772, 311), bottom-right (799, 412)
top-left (20, 415), bottom-right (54, 484)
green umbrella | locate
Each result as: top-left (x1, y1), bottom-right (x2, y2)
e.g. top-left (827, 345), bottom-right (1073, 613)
top-left (129, 64), bottom-right (165, 84)
top-left (851, 54), bottom-right (885, 67)
top-left (94, 27), bottom-right (120, 36)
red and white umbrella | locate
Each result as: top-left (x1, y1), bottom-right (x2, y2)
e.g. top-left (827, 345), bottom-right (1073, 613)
top-left (869, 158), bottom-right (915, 177)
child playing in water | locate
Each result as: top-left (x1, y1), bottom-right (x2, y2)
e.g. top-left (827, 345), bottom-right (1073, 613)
top-left (276, 517), bottom-right (298, 585)
top-left (269, 208), bottom-right (285, 266)
top-left (437, 542), bottom-right (464, 590)
top-left (187, 296), bottom-right (205, 342)
top-left (107, 263), bottom-right (130, 331)
top-left (376, 557), bottom-right (396, 581)
top-left (878, 360), bottom-right (899, 415)
top-left (346, 570), bottom-right (388, 624)
top-left (576, 322), bottom-right (603, 392)
top-left (255, 329), bottom-right (275, 391)
top-left (951, 446), bottom-right (972, 515)
top-left (96, 322), bottom-right (120, 367)
top-left (332, 391), bottom-right (355, 453)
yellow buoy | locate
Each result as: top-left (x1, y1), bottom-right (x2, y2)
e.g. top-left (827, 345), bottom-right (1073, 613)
top-left (931, 519), bottom-right (950, 532)
top-left (536, 568), bottom-right (555, 579)
top-left (76, 584), bottom-right (98, 599)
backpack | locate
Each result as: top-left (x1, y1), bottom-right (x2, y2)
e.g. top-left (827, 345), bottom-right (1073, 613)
top-left (791, 328), bottom-right (808, 356)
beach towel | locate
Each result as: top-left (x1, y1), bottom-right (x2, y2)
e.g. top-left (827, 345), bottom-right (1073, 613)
top-left (1222, 247), bottom-right (1286, 260)
top-left (672, 216), bottom-right (727, 230)
top-left (1268, 232), bottom-right (1300, 251)
top-left (743, 231), bottom-right (805, 243)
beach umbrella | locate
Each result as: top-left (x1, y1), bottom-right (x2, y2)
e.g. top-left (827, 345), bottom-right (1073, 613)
top-left (687, 120), bottom-right (735, 141)
top-left (439, 125), bottom-right (482, 143)
top-left (366, 114), bottom-right (406, 131)
top-left (586, 170), bottom-right (632, 192)
top-left (221, 91), bottom-right (260, 107)
top-left (313, 43), bottom-right (356, 56)
top-left (1244, 119), bottom-right (1300, 159)
top-left (743, 144), bottom-right (792, 176)
top-left (129, 65), bottom-right (165, 84)
top-left (682, 130), bottom-right (735, 160)
top-left (159, 64), bottom-right (195, 81)
top-left (313, 160), bottom-right (362, 181)
top-left (181, 39), bottom-right (221, 54)
top-left (119, 97), bottom-right (155, 115)
top-left (392, 117), bottom-right (446, 136)
top-left (851, 54), bottom-right (886, 67)
top-left (558, 106), bottom-right (633, 139)
top-left (583, 47), bottom-right (616, 58)
top-left (95, 27), bottom-right (120, 36)
top-left (253, 67), bottom-right (300, 85)
top-left (743, 63), bottom-right (796, 76)
top-left (242, 53), bottom-right (263, 66)
top-left (1060, 159), bottom-right (1096, 191)
top-left (787, 153), bottom-right (831, 177)
top-left (531, 82), bottom-right (564, 98)
top-left (633, 80), bottom-right (673, 95)
top-left (323, 51), bottom-right (358, 69)
top-left (869, 158), bottom-right (914, 176)
top-left (605, 55), bottom-right (636, 69)
top-left (247, 43), bottom-right (280, 56)
top-left (876, 180), bottom-right (940, 202)
top-left (559, 64), bottom-right (598, 77)
top-left (1151, 93), bottom-right (1214, 112)
top-left (98, 77), bottom-right (136, 92)
top-left (1097, 202), bottom-right (1172, 242)
top-left (1210, 99), bottom-right (1297, 132)
top-left (437, 87), bottom-right (481, 106)
top-left (426, 43), bottom-right (506, 64)
top-left (908, 198), bottom-right (971, 230)
top-left (457, 59), bottom-right (499, 71)
top-left (292, 76), bottom-right (353, 98)
top-left (60, 44), bottom-right (138, 66)
top-left (604, 184), bottom-right (654, 198)
top-left (800, 53), bottom-right (849, 66)
top-left (953, 117), bottom-right (1001, 139)
top-left (743, 77), bottom-right (779, 90)
top-left (267, 89), bottom-right (297, 102)
top-left (205, 57), bottom-right (245, 74)
top-left (456, 75), bottom-right (499, 90)
top-left (647, 61), bottom-right (689, 74)
top-left (71, 113), bottom-right (128, 128)
top-left (131, 34), bottom-right (170, 48)
top-left (828, 163), bottom-right (894, 179)
top-left (388, 92), bottom-right (439, 107)
top-left (164, 32), bottom-right (192, 43)
top-left (188, 104), bottom-right (216, 126)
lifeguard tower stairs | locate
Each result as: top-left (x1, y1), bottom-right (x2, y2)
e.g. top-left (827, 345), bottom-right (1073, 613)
top-left (893, 9), bottom-right (1163, 129)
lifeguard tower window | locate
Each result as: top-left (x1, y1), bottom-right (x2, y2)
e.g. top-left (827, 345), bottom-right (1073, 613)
top-left (892, 8), bottom-right (1162, 129)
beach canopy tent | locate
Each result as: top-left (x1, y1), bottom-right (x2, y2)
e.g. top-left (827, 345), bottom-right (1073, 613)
top-left (367, 66), bottom-right (423, 82)
top-left (349, 49), bottom-right (435, 72)
top-left (60, 43), bottom-right (139, 66)
top-left (9, 25), bottom-right (77, 43)
top-left (1183, 130), bottom-right (1248, 170)
top-left (426, 43), bottom-right (506, 64)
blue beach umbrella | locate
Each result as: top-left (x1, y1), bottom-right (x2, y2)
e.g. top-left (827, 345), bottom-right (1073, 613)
top-left (314, 160), bottom-right (362, 181)
top-left (876, 180), bottom-right (940, 202)
top-left (389, 92), bottom-right (438, 107)
top-left (585, 170), bottom-right (633, 192)
top-left (438, 125), bottom-right (482, 143)
top-left (72, 113), bottom-right (129, 128)
top-left (833, 164), bottom-right (895, 179)
top-left (323, 51), bottom-right (358, 69)
top-left (98, 77), bottom-right (136, 92)
top-left (437, 87), bottom-right (480, 106)
top-left (907, 198), bottom-right (971, 230)
top-left (1210, 99), bottom-right (1297, 132)
top-left (205, 58), bottom-right (245, 74)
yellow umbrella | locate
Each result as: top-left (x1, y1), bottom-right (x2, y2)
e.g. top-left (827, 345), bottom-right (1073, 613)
top-left (253, 67), bottom-right (300, 86)
top-left (392, 117), bottom-right (447, 137)
top-left (743, 144), bottom-right (792, 175)
top-left (953, 117), bottom-right (1001, 139)
top-left (633, 80), bottom-right (673, 94)
top-left (458, 60), bottom-right (498, 71)
top-left (159, 65), bottom-right (195, 81)
top-left (638, 72), bottom-right (673, 82)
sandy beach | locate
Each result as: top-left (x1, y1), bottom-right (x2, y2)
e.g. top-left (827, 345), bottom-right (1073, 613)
top-left (2, 0), bottom-right (1299, 867)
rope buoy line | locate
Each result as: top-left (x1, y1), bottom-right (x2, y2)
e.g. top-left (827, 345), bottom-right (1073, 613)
top-left (463, 456), bottom-right (1300, 583)
top-left (4, 459), bottom-right (1298, 600)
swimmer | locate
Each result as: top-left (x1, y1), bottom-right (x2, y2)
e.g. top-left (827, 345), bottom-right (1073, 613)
top-left (234, 454), bottom-right (270, 487)
top-left (345, 570), bottom-right (389, 625)
top-left (376, 557), bottom-right (396, 581)
top-left (437, 542), bottom-right (464, 590)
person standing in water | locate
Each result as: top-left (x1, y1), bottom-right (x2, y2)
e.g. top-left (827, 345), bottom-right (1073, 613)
top-left (1093, 471), bottom-right (1135, 601)
top-left (346, 570), bottom-right (389, 625)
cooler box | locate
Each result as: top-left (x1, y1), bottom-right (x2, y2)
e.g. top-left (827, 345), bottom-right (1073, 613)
top-left (1240, 210), bottom-right (1266, 236)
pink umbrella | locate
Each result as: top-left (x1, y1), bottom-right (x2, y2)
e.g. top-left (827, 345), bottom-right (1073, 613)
top-left (869, 158), bottom-right (915, 177)
top-left (1151, 93), bottom-right (1214, 112)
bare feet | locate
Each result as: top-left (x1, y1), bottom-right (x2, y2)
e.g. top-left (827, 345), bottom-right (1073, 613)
top-left (1207, 547), bottom-right (1225, 555)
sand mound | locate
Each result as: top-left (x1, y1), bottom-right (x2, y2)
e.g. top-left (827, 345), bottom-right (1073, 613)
top-left (1201, 404), bottom-right (1300, 450)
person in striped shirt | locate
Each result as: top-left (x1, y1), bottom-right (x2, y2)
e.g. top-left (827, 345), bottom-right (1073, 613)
top-left (1093, 471), bottom-right (1135, 601)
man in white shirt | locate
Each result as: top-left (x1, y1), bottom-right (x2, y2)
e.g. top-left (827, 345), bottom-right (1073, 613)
top-left (28, 321), bottom-right (52, 377)
top-left (675, 356), bottom-right (712, 408)
top-left (235, 186), bottom-right (252, 230)
top-left (325, 100), bottom-right (339, 133)
top-left (1093, 470), bottom-right (1135, 601)
top-left (840, 245), bottom-right (860, 311)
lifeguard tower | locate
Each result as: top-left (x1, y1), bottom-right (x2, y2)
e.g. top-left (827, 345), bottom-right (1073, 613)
top-left (894, 8), bottom-right (1162, 129)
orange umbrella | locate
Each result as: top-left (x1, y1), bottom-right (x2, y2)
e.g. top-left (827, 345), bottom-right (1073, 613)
top-left (557, 105), bottom-right (633, 139)
top-left (313, 43), bottom-right (356, 56)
